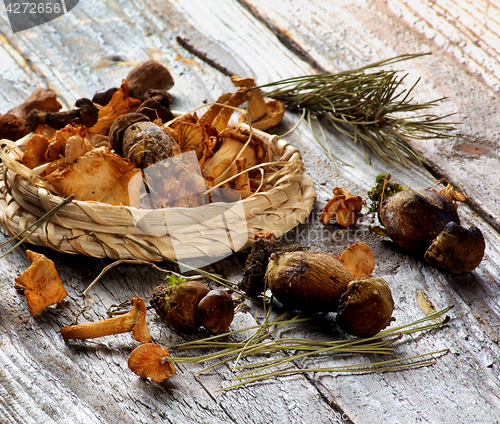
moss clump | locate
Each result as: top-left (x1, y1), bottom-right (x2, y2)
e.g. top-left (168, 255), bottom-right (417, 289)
top-left (367, 173), bottom-right (407, 213)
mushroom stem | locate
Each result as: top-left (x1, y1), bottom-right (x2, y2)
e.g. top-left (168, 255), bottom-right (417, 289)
top-left (60, 296), bottom-right (147, 342)
top-left (231, 75), bottom-right (268, 123)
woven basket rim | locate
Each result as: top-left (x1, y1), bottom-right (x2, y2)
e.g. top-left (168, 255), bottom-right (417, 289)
top-left (0, 122), bottom-right (316, 262)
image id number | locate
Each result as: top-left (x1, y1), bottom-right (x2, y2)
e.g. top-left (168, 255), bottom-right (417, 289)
top-left (6, 2), bottom-right (62, 14)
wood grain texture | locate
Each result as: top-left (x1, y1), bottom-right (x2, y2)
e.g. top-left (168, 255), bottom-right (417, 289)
top-left (1, 0), bottom-right (500, 423)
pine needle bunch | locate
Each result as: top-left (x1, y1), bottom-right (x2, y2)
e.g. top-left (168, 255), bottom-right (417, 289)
top-left (257, 54), bottom-right (457, 166)
top-left (167, 305), bottom-right (452, 391)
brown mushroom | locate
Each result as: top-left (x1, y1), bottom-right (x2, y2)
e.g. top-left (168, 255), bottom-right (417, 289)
top-left (25, 98), bottom-right (98, 132)
top-left (336, 277), bottom-right (394, 337)
top-left (14, 250), bottom-right (68, 316)
top-left (337, 242), bottom-right (375, 279)
top-left (321, 187), bottom-right (363, 227)
top-left (8, 88), bottom-right (62, 119)
top-left (126, 60), bottom-right (175, 101)
top-left (128, 343), bottom-right (177, 382)
top-left (0, 113), bottom-right (28, 141)
top-left (424, 222), bottom-right (485, 274)
top-left (197, 289), bottom-right (235, 334)
top-left (231, 75), bottom-right (285, 131)
top-left (60, 296), bottom-right (150, 343)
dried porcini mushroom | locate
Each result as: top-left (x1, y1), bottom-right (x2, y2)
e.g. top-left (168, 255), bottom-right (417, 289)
top-left (231, 75), bottom-right (285, 131)
top-left (321, 187), bottom-right (362, 227)
top-left (424, 222), bottom-right (485, 274)
top-left (8, 87), bottom-right (62, 119)
top-left (265, 251), bottom-right (356, 312)
top-left (197, 289), bottom-right (235, 334)
top-left (337, 242), bottom-right (375, 279)
top-left (60, 296), bottom-right (150, 343)
top-left (25, 98), bottom-right (98, 132)
top-left (88, 81), bottom-right (141, 135)
top-left (14, 250), bottom-right (68, 316)
top-left (125, 60), bottom-right (174, 101)
top-left (336, 277), bottom-right (394, 337)
top-left (0, 113), bottom-right (28, 141)
top-left (136, 89), bottom-right (175, 123)
top-left (109, 112), bottom-right (179, 168)
top-left (44, 146), bottom-right (141, 206)
top-left (128, 343), bottom-right (177, 382)
top-left (151, 280), bottom-right (210, 331)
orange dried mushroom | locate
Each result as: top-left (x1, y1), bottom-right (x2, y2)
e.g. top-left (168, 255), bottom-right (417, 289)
top-left (321, 187), bottom-right (363, 227)
top-left (44, 146), bottom-right (141, 206)
top-left (88, 80), bottom-right (141, 135)
top-left (128, 343), bottom-right (177, 382)
top-left (14, 250), bottom-right (68, 316)
top-left (231, 75), bottom-right (285, 131)
top-left (337, 242), bottom-right (375, 279)
top-left (22, 134), bottom-right (49, 169)
top-left (60, 296), bottom-right (150, 343)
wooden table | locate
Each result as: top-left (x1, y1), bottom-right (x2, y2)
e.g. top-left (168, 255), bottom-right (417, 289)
top-left (1, 1), bottom-right (500, 422)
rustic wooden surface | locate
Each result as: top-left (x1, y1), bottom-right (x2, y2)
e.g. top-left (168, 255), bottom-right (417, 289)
top-left (1, 0), bottom-right (500, 423)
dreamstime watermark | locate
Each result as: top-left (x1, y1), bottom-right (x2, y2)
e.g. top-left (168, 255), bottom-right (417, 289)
top-left (4, 0), bottom-right (79, 33)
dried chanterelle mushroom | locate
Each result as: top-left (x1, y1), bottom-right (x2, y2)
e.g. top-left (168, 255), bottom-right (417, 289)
top-left (337, 242), bottom-right (375, 279)
top-left (231, 75), bottom-right (285, 131)
top-left (321, 187), bottom-right (363, 227)
top-left (60, 296), bottom-right (150, 343)
top-left (128, 343), bottom-right (177, 382)
top-left (14, 250), bottom-right (68, 316)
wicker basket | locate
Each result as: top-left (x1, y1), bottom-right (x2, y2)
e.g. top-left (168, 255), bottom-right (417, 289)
top-left (0, 123), bottom-right (316, 263)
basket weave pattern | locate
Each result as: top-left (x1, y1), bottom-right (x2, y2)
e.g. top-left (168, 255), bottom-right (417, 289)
top-left (0, 124), bottom-right (316, 262)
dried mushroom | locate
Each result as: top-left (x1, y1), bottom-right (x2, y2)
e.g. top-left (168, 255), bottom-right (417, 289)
top-left (321, 187), bottom-right (362, 227)
top-left (337, 242), bottom-right (375, 279)
top-left (125, 60), bottom-right (174, 101)
top-left (14, 250), bottom-right (68, 316)
top-left (0, 113), bottom-right (28, 141)
top-left (8, 87), bottom-right (62, 119)
top-left (128, 343), bottom-right (177, 382)
top-left (22, 134), bottom-right (50, 169)
top-left (231, 75), bottom-right (285, 130)
top-left (44, 146), bottom-right (141, 206)
top-left (88, 81), bottom-right (141, 135)
top-left (25, 98), bottom-right (98, 132)
top-left (60, 296), bottom-right (150, 343)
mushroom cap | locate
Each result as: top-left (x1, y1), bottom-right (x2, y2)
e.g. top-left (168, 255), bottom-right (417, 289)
top-left (126, 60), bottom-right (174, 101)
top-left (336, 278), bottom-right (394, 337)
top-left (108, 112), bottom-right (149, 153)
top-left (128, 343), bottom-right (177, 382)
top-left (337, 242), bottom-right (375, 279)
top-left (197, 289), bottom-right (235, 334)
top-left (320, 195), bottom-right (346, 225)
top-left (237, 99), bottom-right (285, 131)
top-left (14, 250), bottom-right (68, 316)
top-left (424, 222), bottom-right (485, 274)
top-left (336, 207), bottom-right (358, 227)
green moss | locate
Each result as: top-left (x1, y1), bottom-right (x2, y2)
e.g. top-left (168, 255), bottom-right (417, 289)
top-left (367, 173), bottom-right (407, 213)
top-left (165, 274), bottom-right (186, 286)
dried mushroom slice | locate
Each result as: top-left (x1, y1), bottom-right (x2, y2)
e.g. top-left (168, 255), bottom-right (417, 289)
top-left (22, 134), bottom-right (49, 169)
top-left (337, 242), bottom-right (375, 279)
top-left (14, 250), bottom-right (68, 316)
top-left (128, 343), bottom-right (177, 382)
top-left (44, 146), bottom-right (141, 206)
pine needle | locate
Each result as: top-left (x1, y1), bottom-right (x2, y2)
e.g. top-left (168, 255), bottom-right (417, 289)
top-left (256, 53), bottom-right (458, 166)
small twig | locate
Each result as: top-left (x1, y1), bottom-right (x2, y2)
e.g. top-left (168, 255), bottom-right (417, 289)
top-left (81, 259), bottom-right (201, 298)
top-left (176, 36), bottom-right (235, 77)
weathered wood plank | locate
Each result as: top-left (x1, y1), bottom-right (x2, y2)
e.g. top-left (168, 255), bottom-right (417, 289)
top-left (1, 0), bottom-right (500, 423)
